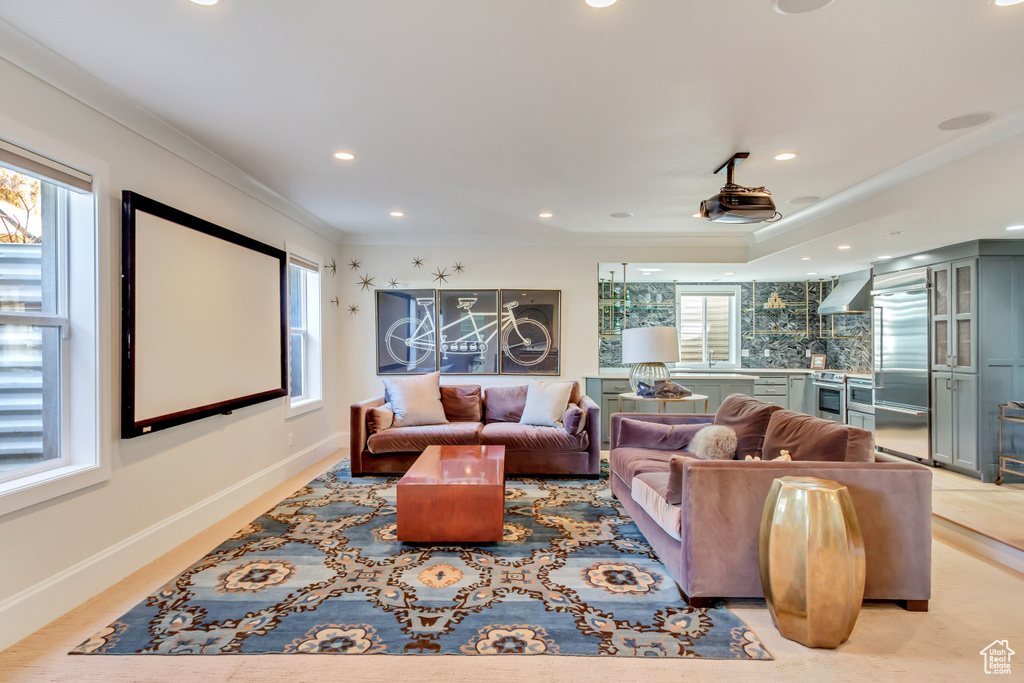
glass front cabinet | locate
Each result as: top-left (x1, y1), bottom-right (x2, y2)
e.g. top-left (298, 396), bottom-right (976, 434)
top-left (931, 258), bottom-right (977, 373)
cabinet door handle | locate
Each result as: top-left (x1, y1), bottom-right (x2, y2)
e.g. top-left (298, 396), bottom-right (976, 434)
top-left (946, 378), bottom-right (952, 390)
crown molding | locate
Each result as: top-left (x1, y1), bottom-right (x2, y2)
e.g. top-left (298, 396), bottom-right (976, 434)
top-left (0, 17), bottom-right (344, 245)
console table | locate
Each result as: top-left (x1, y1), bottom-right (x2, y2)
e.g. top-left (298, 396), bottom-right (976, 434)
top-left (617, 392), bottom-right (709, 414)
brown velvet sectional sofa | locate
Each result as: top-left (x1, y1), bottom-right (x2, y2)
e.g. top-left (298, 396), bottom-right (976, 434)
top-left (351, 382), bottom-right (601, 477)
top-left (609, 394), bottom-right (933, 611)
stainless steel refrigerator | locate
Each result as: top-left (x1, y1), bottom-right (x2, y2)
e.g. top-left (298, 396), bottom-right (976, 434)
top-left (872, 267), bottom-right (931, 461)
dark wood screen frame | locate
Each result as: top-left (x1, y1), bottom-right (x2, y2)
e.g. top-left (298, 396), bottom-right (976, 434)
top-left (120, 191), bottom-right (288, 439)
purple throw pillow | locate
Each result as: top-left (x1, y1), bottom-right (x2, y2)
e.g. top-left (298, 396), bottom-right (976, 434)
top-left (562, 404), bottom-right (586, 435)
top-left (617, 418), bottom-right (705, 451)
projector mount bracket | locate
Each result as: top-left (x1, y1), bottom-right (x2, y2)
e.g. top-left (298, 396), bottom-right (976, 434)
top-left (713, 152), bottom-right (750, 186)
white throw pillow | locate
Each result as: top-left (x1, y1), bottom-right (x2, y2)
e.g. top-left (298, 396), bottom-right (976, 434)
top-left (519, 379), bottom-right (574, 427)
top-left (381, 371), bottom-right (449, 428)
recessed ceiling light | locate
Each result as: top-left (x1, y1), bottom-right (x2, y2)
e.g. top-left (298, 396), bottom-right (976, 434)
top-left (838, 245), bottom-right (851, 250)
top-left (912, 255), bottom-right (928, 260)
top-left (807, 272), bottom-right (818, 275)
top-left (993, 0), bottom-right (1024, 7)
top-left (937, 112), bottom-right (994, 131)
top-left (772, 0), bottom-right (836, 15)
top-left (585, 0), bottom-right (617, 7)
top-left (639, 268), bottom-right (662, 272)
top-left (886, 231), bottom-right (904, 235)
top-left (877, 255), bottom-right (892, 260)
top-left (724, 272), bottom-right (735, 276)
top-left (1006, 225), bottom-right (1024, 231)
top-left (539, 212), bottom-right (553, 218)
top-left (390, 211), bottom-right (404, 217)
top-left (190, 0), bottom-right (219, 5)
top-left (334, 151), bottom-right (356, 160)
top-left (774, 153), bottom-right (797, 161)
top-left (801, 257), bottom-right (811, 261)
top-left (788, 196), bottom-right (820, 205)
top-left (610, 212), bottom-right (633, 218)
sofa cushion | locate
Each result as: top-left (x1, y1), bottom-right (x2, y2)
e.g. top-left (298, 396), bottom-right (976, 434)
top-left (440, 385), bottom-right (483, 422)
top-left (367, 403), bottom-right (394, 435)
top-left (762, 410), bottom-right (875, 462)
top-left (562, 404), bottom-right (586, 436)
top-left (610, 447), bottom-right (690, 486)
top-left (484, 382), bottom-right (582, 423)
top-left (666, 455), bottom-right (694, 505)
top-left (520, 379), bottom-right (574, 427)
top-left (382, 371), bottom-right (449, 427)
top-left (631, 473), bottom-right (682, 542)
top-left (713, 393), bottom-right (782, 460)
top-left (480, 422), bottom-right (588, 452)
top-left (366, 422), bottom-right (482, 454)
top-left (618, 418), bottom-right (704, 451)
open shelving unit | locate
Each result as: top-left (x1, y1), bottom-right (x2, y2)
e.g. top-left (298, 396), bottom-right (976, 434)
top-left (746, 279), bottom-right (811, 339)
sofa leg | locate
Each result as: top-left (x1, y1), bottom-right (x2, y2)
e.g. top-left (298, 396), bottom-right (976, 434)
top-left (899, 599), bottom-right (928, 612)
top-left (677, 586), bottom-right (717, 609)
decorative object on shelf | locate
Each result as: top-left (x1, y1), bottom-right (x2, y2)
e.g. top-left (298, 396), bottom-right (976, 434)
top-left (759, 476), bottom-right (865, 649)
top-left (327, 258), bottom-right (337, 276)
top-left (358, 273), bottom-right (375, 291)
top-left (763, 292), bottom-right (786, 309)
top-left (348, 259), bottom-right (361, 270)
top-left (437, 290), bottom-right (498, 374)
top-left (498, 290), bottom-right (560, 375)
top-left (388, 278), bottom-right (400, 289)
top-left (377, 289), bottom-right (438, 374)
top-left (810, 353), bottom-right (826, 370)
top-left (622, 326), bottom-right (680, 393)
top-left (432, 267), bottom-right (450, 284)
top-left (330, 296), bottom-right (339, 306)
top-left (347, 303), bottom-right (359, 314)
top-left (412, 257), bottom-right (423, 268)
top-left (453, 262), bottom-right (465, 274)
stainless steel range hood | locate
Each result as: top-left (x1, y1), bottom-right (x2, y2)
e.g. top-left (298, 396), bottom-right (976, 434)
top-left (818, 269), bottom-right (871, 315)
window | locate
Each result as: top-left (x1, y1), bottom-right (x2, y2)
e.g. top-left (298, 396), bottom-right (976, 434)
top-left (676, 285), bottom-right (740, 367)
top-left (0, 137), bottom-right (103, 516)
top-left (288, 254), bottom-right (322, 414)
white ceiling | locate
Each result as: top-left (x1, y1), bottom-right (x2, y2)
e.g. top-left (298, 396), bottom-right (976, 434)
top-left (1, 0), bottom-right (1023, 275)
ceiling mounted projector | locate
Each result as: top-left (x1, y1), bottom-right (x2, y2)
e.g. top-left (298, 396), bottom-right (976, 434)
top-left (699, 153), bottom-right (781, 224)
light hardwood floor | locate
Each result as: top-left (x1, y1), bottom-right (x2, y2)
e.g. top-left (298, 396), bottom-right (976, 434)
top-left (2, 450), bottom-right (1023, 682)
top-left (931, 466), bottom-right (1024, 552)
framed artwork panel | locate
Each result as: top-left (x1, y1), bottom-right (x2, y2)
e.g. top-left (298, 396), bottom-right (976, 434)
top-left (498, 290), bottom-right (560, 375)
top-left (437, 290), bottom-right (499, 374)
top-left (376, 289), bottom-right (438, 374)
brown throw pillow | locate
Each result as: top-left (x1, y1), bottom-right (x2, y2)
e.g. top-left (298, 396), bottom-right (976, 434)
top-left (666, 455), bottom-right (691, 505)
top-left (367, 403), bottom-right (394, 435)
top-left (616, 418), bottom-right (705, 451)
top-left (562, 403), bottom-right (586, 435)
top-left (440, 385), bottom-right (483, 422)
top-left (714, 393), bottom-right (782, 460)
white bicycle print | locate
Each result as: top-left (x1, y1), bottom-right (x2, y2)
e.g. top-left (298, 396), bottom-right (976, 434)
top-left (384, 297), bottom-right (551, 367)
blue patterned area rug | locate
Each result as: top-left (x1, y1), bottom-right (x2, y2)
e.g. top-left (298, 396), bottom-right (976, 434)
top-left (72, 462), bottom-right (771, 659)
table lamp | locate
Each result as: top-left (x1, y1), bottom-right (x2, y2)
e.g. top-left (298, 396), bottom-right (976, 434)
top-left (622, 326), bottom-right (680, 393)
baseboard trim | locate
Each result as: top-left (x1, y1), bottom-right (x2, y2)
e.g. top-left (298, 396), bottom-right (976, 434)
top-left (0, 431), bottom-right (344, 652)
top-left (932, 516), bottom-right (1024, 577)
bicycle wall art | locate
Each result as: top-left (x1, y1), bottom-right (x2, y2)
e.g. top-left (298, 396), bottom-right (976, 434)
top-left (375, 289), bottom-right (560, 376)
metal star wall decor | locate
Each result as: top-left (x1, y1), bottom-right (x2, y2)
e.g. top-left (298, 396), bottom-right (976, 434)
top-left (358, 274), bottom-right (375, 291)
top-left (327, 258), bottom-right (337, 276)
top-left (330, 296), bottom-right (340, 306)
top-left (348, 304), bottom-right (359, 315)
top-left (388, 278), bottom-right (400, 289)
top-left (412, 257), bottom-right (423, 268)
top-left (432, 267), bottom-right (450, 284)
top-left (348, 259), bottom-right (361, 270)
top-left (453, 262), bottom-right (465, 274)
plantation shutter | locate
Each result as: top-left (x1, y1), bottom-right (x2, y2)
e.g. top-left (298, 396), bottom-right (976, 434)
top-left (678, 296), bottom-right (705, 362)
top-left (705, 296), bottom-right (731, 360)
top-left (677, 292), bottom-right (734, 363)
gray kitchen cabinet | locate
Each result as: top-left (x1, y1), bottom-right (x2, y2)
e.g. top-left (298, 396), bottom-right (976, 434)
top-left (847, 411), bottom-right (875, 433)
top-left (931, 372), bottom-right (978, 469)
top-left (932, 258), bottom-right (977, 373)
top-left (788, 375), bottom-right (807, 414)
top-left (753, 376), bottom-right (789, 411)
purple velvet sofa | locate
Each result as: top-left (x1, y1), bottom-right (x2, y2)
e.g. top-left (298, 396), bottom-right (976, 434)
top-left (609, 393), bottom-right (933, 611)
top-left (350, 382), bottom-right (601, 477)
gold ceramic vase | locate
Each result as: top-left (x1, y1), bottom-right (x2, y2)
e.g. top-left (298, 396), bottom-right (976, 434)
top-left (758, 476), bottom-right (866, 649)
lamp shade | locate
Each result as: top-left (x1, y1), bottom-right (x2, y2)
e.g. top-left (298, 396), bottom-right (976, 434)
top-left (621, 326), bottom-right (680, 364)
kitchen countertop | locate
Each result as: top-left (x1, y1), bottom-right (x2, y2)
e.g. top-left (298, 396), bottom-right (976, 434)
top-left (589, 368), bottom-right (815, 379)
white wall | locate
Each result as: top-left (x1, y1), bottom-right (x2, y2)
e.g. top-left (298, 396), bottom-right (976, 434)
top-left (0, 57), bottom-right (344, 649)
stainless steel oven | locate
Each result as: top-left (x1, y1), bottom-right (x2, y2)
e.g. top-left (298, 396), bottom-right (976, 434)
top-left (812, 371), bottom-right (847, 422)
top-left (846, 376), bottom-right (874, 415)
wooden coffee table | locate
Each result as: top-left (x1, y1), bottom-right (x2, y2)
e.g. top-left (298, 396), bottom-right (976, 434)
top-left (396, 444), bottom-right (506, 543)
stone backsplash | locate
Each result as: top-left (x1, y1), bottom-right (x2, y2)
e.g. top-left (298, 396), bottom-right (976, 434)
top-left (599, 280), bottom-right (871, 373)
